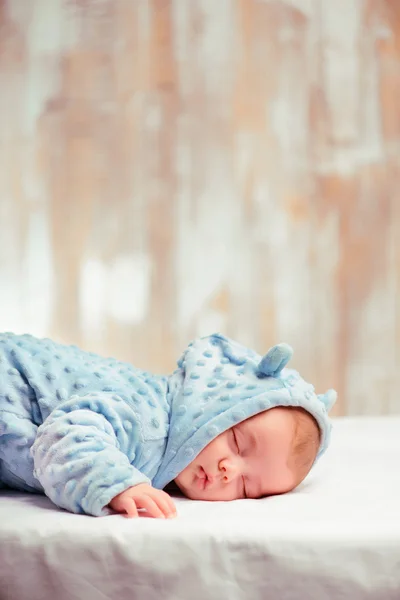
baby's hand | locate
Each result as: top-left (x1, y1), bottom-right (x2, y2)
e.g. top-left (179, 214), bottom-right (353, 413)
top-left (109, 484), bottom-right (177, 519)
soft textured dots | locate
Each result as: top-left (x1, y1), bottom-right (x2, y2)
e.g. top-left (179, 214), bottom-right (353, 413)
top-left (232, 410), bottom-right (245, 422)
top-left (177, 405), bottom-right (187, 416)
top-left (74, 380), bottom-right (87, 390)
top-left (207, 425), bottom-right (219, 437)
top-left (131, 394), bottom-right (139, 404)
top-left (151, 417), bottom-right (160, 429)
top-left (46, 372), bottom-right (56, 381)
top-left (183, 388), bottom-right (193, 396)
top-left (236, 367), bottom-right (245, 375)
top-left (193, 410), bottom-right (203, 419)
top-left (64, 366), bottom-right (73, 373)
top-left (56, 388), bottom-right (68, 401)
top-left (147, 398), bottom-right (156, 408)
top-left (220, 357), bottom-right (230, 364)
top-left (184, 447), bottom-right (194, 459)
top-left (214, 365), bottom-right (223, 373)
top-left (102, 386), bottom-right (113, 392)
top-left (7, 368), bottom-right (19, 376)
top-left (220, 394), bottom-right (231, 402)
top-left (190, 372), bottom-right (200, 380)
top-left (112, 394), bottom-right (122, 402)
top-left (56, 426), bottom-right (69, 438)
top-left (246, 384), bottom-right (256, 390)
top-left (66, 479), bottom-right (77, 494)
top-left (124, 421), bottom-right (132, 432)
top-left (6, 393), bottom-right (17, 404)
top-left (196, 360), bottom-right (206, 367)
top-left (51, 410), bottom-right (64, 418)
top-left (41, 359), bottom-right (49, 367)
top-left (203, 351), bottom-right (213, 358)
top-left (138, 388), bottom-right (147, 395)
top-left (16, 341), bottom-right (24, 347)
top-left (207, 380), bottom-right (218, 388)
top-left (226, 381), bottom-right (237, 389)
top-left (54, 354), bottom-right (62, 360)
top-left (93, 371), bottom-right (102, 379)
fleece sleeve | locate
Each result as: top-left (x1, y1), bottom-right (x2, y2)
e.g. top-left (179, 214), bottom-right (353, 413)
top-left (30, 393), bottom-right (150, 516)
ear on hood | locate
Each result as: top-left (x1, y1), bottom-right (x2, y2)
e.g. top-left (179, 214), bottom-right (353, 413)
top-left (317, 389), bottom-right (337, 412)
top-left (256, 343), bottom-right (293, 378)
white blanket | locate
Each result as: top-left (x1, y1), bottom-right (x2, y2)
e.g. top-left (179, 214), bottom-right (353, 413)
top-left (1, 417), bottom-right (399, 600)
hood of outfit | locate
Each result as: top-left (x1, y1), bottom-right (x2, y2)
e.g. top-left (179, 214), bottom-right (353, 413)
top-left (153, 333), bottom-right (336, 488)
top-left (0, 332), bottom-right (335, 516)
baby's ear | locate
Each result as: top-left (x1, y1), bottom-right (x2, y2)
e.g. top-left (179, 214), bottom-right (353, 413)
top-left (317, 389), bottom-right (337, 412)
top-left (257, 343), bottom-right (293, 377)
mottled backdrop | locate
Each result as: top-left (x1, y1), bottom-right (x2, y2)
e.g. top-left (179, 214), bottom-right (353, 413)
top-left (0, 0), bottom-right (399, 415)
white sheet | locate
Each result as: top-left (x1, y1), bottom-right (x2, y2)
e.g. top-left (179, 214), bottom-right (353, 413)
top-left (1, 417), bottom-right (400, 600)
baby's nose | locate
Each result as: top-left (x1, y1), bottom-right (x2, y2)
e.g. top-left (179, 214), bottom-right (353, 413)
top-left (219, 458), bottom-right (240, 483)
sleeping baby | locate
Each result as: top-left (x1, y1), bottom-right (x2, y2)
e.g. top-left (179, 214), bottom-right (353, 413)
top-left (0, 332), bottom-right (336, 518)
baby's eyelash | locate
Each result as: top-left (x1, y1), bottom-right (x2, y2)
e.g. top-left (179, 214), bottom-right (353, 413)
top-left (233, 429), bottom-right (240, 453)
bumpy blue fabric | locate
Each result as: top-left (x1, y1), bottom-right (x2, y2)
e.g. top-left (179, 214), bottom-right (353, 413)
top-left (0, 332), bottom-right (336, 516)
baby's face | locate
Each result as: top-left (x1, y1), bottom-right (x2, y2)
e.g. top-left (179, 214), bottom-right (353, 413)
top-left (174, 407), bottom-right (299, 501)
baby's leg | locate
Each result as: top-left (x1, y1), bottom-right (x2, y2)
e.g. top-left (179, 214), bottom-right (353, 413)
top-left (0, 351), bottom-right (42, 493)
top-left (0, 411), bottom-right (42, 492)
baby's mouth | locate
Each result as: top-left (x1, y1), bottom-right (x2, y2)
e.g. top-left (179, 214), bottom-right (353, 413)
top-left (198, 467), bottom-right (212, 490)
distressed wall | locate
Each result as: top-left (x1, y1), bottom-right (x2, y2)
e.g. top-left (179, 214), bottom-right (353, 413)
top-left (0, 0), bottom-right (399, 415)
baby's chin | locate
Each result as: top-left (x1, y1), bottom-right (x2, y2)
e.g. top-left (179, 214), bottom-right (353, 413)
top-left (173, 476), bottom-right (197, 499)
top-left (174, 480), bottom-right (222, 501)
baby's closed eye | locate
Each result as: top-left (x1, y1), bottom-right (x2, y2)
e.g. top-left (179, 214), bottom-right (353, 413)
top-left (232, 429), bottom-right (240, 454)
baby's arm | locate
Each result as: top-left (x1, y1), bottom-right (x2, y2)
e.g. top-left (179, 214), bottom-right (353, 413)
top-left (30, 393), bottom-right (170, 517)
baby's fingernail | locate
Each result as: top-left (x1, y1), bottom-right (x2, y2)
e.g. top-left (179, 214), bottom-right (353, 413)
top-left (167, 513), bottom-right (176, 519)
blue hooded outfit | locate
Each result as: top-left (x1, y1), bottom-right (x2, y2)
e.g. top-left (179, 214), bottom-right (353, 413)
top-left (0, 332), bottom-right (336, 516)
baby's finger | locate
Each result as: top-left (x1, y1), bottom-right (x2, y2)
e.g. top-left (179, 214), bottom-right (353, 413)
top-left (164, 493), bottom-right (177, 517)
top-left (150, 491), bottom-right (177, 518)
top-left (137, 495), bottom-right (166, 519)
top-left (118, 497), bottom-right (139, 518)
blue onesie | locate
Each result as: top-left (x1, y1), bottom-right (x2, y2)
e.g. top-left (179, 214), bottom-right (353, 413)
top-left (0, 332), bottom-right (336, 516)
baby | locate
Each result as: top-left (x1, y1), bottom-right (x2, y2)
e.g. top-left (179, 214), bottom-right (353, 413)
top-left (0, 332), bottom-right (336, 518)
